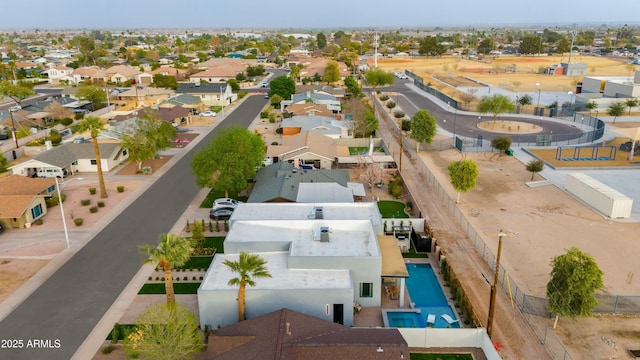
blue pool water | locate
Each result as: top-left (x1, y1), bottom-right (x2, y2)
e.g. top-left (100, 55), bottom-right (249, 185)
top-left (399, 263), bottom-right (460, 328)
top-left (386, 311), bottom-right (426, 328)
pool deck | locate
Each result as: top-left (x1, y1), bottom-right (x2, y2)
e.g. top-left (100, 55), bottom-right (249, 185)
top-left (353, 257), bottom-right (463, 328)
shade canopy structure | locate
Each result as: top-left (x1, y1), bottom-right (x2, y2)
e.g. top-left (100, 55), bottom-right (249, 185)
top-left (615, 127), bottom-right (640, 160)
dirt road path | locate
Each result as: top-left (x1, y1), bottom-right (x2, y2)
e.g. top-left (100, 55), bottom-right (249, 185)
top-left (374, 103), bottom-right (551, 359)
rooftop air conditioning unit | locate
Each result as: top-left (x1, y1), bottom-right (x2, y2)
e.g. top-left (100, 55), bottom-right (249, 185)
top-left (320, 227), bottom-right (330, 242)
top-left (315, 207), bottom-right (323, 219)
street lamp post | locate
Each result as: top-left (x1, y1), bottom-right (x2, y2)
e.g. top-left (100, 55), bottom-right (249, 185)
top-left (9, 107), bottom-right (19, 149)
top-left (55, 177), bottom-right (83, 248)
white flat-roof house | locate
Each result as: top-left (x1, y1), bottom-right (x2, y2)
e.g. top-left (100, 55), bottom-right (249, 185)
top-left (198, 202), bottom-right (403, 329)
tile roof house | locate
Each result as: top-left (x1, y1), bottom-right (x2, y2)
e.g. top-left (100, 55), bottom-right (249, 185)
top-left (265, 131), bottom-right (349, 170)
top-left (115, 86), bottom-right (175, 107)
top-left (247, 161), bottom-right (351, 203)
top-left (9, 142), bottom-right (128, 178)
top-left (47, 65), bottom-right (74, 84)
top-left (176, 82), bottom-right (235, 106)
top-left (0, 176), bottom-right (56, 229)
top-left (149, 66), bottom-right (188, 80)
top-left (284, 103), bottom-right (335, 118)
top-left (158, 94), bottom-right (203, 112)
top-left (204, 308), bottom-right (408, 360)
top-left (280, 116), bottom-right (351, 139)
top-left (105, 65), bottom-right (152, 85)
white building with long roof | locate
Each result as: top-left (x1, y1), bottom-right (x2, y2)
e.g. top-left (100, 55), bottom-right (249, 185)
top-left (198, 202), bottom-right (407, 328)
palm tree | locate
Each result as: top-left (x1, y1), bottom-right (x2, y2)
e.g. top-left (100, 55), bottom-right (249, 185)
top-left (140, 233), bottom-right (192, 304)
top-left (73, 116), bottom-right (108, 198)
top-left (224, 252), bottom-right (272, 322)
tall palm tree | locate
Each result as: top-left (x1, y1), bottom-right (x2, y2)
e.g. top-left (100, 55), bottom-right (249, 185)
top-left (73, 116), bottom-right (108, 198)
top-left (224, 252), bottom-right (272, 321)
top-left (140, 233), bottom-right (193, 304)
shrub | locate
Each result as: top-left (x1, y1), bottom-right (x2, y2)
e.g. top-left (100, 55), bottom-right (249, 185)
top-left (269, 113), bottom-right (276, 123)
top-left (117, 185), bottom-right (125, 193)
top-left (89, 206), bottom-right (98, 213)
top-left (110, 323), bottom-right (120, 344)
top-left (97, 201), bottom-right (105, 208)
top-left (89, 187), bottom-right (96, 195)
top-left (388, 176), bottom-right (404, 198)
top-left (45, 194), bottom-right (66, 207)
top-left (175, 277), bottom-right (180, 281)
top-left (183, 276), bottom-right (188, 281)
top-left (379, 94), bottom-right (389, 101)
top-left (275, 127), bottom-right (283, 134)
top-left (73, 218), bottom-right (84, 226)
top-left (155, 277), bottom-right (159, 281)
top-left (199, 276), bottom-right (203, 280)
top-left (271, 141), bottom-right (279, 145)
top-left (193, 276), bottom-right (197, 281)
top-left (224, 220), bottom-right (229, 232)
top-left (208, 220), bottom-right (213, 232)
top-left (394, 110), bottom-right (405, 119)
top-left (386, 101), bottom-right (396, 110)
top-left (215, 220), bottom-right (220, 232)
top-left (74, 113), bottom-right (84, 120)
top-left (142, 166), bottom-right (152, 175)
top-left (80, 199), bottom-right (91, 206)
top-left (101, 345), bottom-right (115, 354)
top-left (260, 111), bottom-right (269, 119)
top-left (148, 276), bottom-right (152, 281)
top-left (60, 117), bottom-right (73, 126)
top-left (34, 218), bottom-right (44, 225)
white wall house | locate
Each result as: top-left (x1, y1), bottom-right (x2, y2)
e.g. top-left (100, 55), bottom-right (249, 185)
top-left (198, 203), bottom-right (387, 329)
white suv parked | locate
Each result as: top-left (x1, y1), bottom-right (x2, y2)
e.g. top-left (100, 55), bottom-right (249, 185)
top-left (211, 198), bottom-right (242, 210)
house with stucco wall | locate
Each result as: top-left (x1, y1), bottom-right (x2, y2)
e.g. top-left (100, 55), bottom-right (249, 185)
top-left (0, 176), bottom-right (56, 229)
top-left (197, 202), bottom-right (409, 330)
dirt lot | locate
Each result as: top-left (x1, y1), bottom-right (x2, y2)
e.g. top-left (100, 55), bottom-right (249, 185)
top-left (419, 148), bottom-right (640, 359)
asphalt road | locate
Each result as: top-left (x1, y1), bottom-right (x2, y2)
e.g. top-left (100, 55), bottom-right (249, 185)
top-left (377, 79), bottom-right (585, 143)
top-left (0, 95), bottom-right (268, 359)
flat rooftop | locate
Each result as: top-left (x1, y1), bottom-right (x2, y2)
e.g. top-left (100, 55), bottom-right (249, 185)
top-left (226, 220), bottom-right (381, 258)
top-left (200, 251), bottom-right (352, 291)
top-left (230, 202), bottom-right (383, 226)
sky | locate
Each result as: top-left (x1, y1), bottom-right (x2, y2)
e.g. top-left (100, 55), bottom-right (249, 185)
top-left (2, 0), bottom-right (639, 30)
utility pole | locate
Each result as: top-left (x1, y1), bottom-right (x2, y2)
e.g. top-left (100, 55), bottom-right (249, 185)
top-left (485, 229), bottom-right (518, 338)
top-left (9, 108), bottom-right (19, 149)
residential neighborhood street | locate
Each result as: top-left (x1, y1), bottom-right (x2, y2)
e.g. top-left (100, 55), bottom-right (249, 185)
top-left (0, 95), bottom-right (267, 360)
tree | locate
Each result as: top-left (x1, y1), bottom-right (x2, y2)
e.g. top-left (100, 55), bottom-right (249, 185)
top-left (76, 85), bottom-right (107, 110)
top-left (409, 109), bottom-right (437, 152)
top-left (191, 126), bottom-right (265, 197)
top-left (448, 159), bottom-right (479, 204)
top-left (0, 81), bottom-right (34, 106)
top-left (418, 36), bottom-right (446, 56)
top-left (624, 98), bottom-right (638, 115)
top-left (607, 102), bottom-right (625, 123)
top-left (526, 159), bottom-right (545, 180)
top-left (73, 116), bottom-right (108, 198)
top-left (191, 221), bottom-right (205, 255)
top-left (224, 251), bottom-right (272, 322)
top-left (344, 98), bottom-right (376, 137)
top-left (140, 233), bottom-right (192, 304)
top-left (343, 76), bottom-right (362, 97)
top-left (547, 247), bottom-right (603, 329)
top-left (586, 101), bottom-right (598, 115)
top-left (477, 94), bottom-right (515, 123)
top-left (288, 64), bottom-right (301, 83)
top-left (43, 102), bottom-right (74, 120)
top-left (227, 78), bottom-right (240, 92)
top-left (268, 75), bottom-right (295, 100)
top-left (123, 302), bottom-right (203, 360)
top-left (458, 90), bottom-right (477, 110)
top-left (119, 111), bottom-right (176, 171)
top-left (152, 74), bottom-right (178, 90)
top-left (364, 68), bottom-right (395, 91)
top-left (316, 32), bottom-right (327, 49)
top-left (322, 60), bottom-right (340, 85)
top-left (518, 94), bottom-right (532, 113)
top-left (491, 136), bottom-right (512, 156)
top-left (519, 35), bottom-right (541, 55)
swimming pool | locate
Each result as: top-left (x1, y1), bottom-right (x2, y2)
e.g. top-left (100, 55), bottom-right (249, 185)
top-left (390, 263), bottom-right (460, 329)
top-left (384, 309), bottom-right (426, 328)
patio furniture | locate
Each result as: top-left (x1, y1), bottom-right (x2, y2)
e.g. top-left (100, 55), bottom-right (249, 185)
top-left (427, 314), bottom-right (436, 325)
top-left (441, 314), bottom-right (459, 325)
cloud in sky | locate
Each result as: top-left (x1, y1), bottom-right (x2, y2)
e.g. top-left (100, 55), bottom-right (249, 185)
top-left (1, 0), bottom-right (638, 30)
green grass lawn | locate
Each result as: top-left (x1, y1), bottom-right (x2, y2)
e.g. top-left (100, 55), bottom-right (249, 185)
top-left (349, 146), bottom-right (385, 155)
top-left (377, 200), bottom-right (409, 218)
top-left (177, 256), bottom-right (213, 270)
top-left (410, 354), bottom-right (473, 360)
top-left (204, 236), bottom-right (225, 253)
top-left (138, 282), bottom-right (201, 295)
top-left (200, 189), bottom-right (248, 208)
top-left (403, 246), bottom-right (428, 258)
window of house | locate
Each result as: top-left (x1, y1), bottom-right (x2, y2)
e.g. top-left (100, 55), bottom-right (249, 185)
top-left (359, 282), bottom-right (373, 298)
top-left (47, 185), bottom-right (55, 193)
top-left (91, 160), bottom-right (97, 165)
top-left (31, 204), bottom-right (43, 219)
